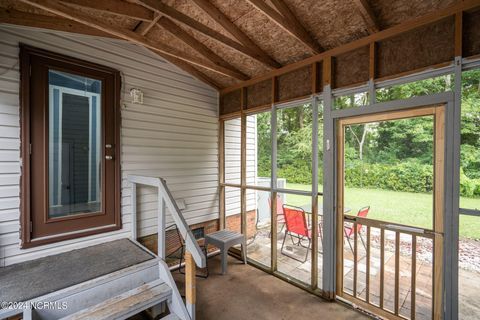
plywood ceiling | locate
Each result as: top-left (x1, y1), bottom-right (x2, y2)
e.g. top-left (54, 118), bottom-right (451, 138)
top-left (0, 0), bottom-right (457, 89)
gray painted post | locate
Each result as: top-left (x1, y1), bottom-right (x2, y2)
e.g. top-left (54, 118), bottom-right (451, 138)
top-left (322, 85), bottom-right (336, 296)
top-left (447, 56), bottom-right (462, 320)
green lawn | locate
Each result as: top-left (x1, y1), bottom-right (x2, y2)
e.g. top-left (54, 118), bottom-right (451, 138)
top-left (284, 183), bottom-right (480, 239)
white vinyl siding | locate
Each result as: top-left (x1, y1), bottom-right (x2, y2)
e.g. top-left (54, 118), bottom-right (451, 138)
top-left (224, 117), bottom-right (257, 216)
top-left (0, 25), bottom-right (218, 266)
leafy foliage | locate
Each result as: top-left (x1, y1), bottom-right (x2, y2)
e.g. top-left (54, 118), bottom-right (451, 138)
top-left (255, 71), bottom-right (480, 198)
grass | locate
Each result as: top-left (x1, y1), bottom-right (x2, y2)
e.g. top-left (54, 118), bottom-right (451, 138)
top-left (284, 183), bottom-right (480, 240)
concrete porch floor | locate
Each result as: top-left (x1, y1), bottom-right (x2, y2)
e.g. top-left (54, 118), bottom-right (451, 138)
top-left (172, 255), bottom-right (369, 320)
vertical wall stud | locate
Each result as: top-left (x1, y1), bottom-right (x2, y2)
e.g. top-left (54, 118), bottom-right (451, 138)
top-left (369, 42), bottom-right (377, 104)
top-left (312, 62), bottom-right (320, 94)
top-left (454, 12), bottom-right (463, 58)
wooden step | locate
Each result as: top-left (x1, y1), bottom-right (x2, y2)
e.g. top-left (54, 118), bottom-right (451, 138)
top-left (61, 279), bottom-right (172, 320)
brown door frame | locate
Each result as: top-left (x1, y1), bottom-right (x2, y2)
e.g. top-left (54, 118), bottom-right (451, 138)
top-left (335, 105), bottom-right (445, 320)
top-left (20, 44), bottom-right (122, 248)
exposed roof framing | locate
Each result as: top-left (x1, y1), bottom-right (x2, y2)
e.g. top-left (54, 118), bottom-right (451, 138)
top-left (18, 0), bottom-right (246, 79)
top-left (134, 0), bottom-right (281, 69)
top-left (0, 0), bottom-right (472, 91)
top-left (135, 13), bottom-right (161, 36)
top-left (246, 0), bottom-right (323, 53)
top-left (190, 0), bottom-right (279, 69)
top-left (157, 17), bottom-right (249, 81)
top-left (60, 0), bottom-right (153, 22)
top-left (0, 7), bottom-right (113, 38)
top-left (352, 0), bottom-right (380, 33)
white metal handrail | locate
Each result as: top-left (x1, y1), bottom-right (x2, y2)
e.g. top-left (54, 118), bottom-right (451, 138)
top-left (127, 175), bottom-right (206, 268)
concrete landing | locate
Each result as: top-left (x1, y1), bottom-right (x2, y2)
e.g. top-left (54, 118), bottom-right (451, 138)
top-left (173, 255), bottom-right (369, 320)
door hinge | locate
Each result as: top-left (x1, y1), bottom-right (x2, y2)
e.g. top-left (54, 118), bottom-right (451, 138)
top-left (29, 143), bottom-right (32, 155)
top-left (29, 65), bottom-right (32, 77)
top-left (29, 221), bottom-right (33, 233)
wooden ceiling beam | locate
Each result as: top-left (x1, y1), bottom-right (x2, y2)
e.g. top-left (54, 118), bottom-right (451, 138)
top-left (158, 17), bottom-right (249, 81)
top-left (135, 13), bottom-right (161, 36)
top-left (134, 0), bottom-right (281, 69)
top-left (352, 0), bottom-right (380, 33)
top-left (0, 7), bottom-right (114, 38)
top-left (0, 7), bottom-right (220, 90)
top-left (221, 0), bottom-right (480, 94)
top-left (190, 0), bottom-right (278, 69)
top-left (60, 0), bottom-right (153, 22)
top-left (18, 0), bottom-right (248, 80)
top-left (246, 0), bottom-right (323, 53)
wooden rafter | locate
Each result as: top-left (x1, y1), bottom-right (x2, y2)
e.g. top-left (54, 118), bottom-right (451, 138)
top-left (0, 7), bottom-right (220, 89)
top-left (352, 0), bottom-right (380, 33)
top-left (135, 13), bottom-right (161, 36)
top-left (190, 0), bottom-right (278, 69)
top-left (246, 0), bottom-right (323, 53)
top-left (158, 17), bottom-right (249, 80)
top-left (0, 7), bottom-right (113, 38)
top-left (18, 0), bottom-right (247, 80)
top-left (134, 0), bottom-right (281, 69)
top-left (60, 0), bottom-right (153, 22)
top-left (221, 0), bottom-right (480, 95)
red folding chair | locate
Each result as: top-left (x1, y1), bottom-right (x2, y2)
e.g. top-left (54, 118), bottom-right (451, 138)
top-left (344, 206), bottom-right (370, 254)
top-left (281, 204), bottom-right (312, 263)
top-left (268, 195), bottom-right (285, 233)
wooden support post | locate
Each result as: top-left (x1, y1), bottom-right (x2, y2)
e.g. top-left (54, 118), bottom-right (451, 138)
top-left (380, 228), bottom-right (385, 309)
top-left (323, 56), bottom-right (332, 89)
top-left (411, 235), bottom-right (417, 320)
top-left (433, 107), bottom-right (445, 320)
top-left (158, 191), bottom-right (166, 259)
top-left (185, 251), bottom-right (196, 320)
top-left (131, 183), bottom-right (137, 240)
top-left (369, 42), bottom-right (377, 80)
top-left (366, 226), bottom-right (371, 303)
top-left (455, 12), bottom-right (463, 58)
top-left (394, 231), bottom-right (400, 315)
top-left (311, 62), bottom-right (320, 94)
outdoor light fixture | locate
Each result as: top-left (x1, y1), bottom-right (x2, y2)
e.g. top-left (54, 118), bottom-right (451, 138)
top-left (129, 88), bottom-right (144, 104)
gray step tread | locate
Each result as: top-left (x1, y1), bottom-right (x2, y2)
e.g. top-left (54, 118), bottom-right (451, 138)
top-left (61, 279), bottom-right (171, 320)
top-left (162, 314), bottom-right (181, 320)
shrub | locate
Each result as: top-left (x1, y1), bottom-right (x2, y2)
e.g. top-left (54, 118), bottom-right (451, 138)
top-left (345, 161), bottom-right (433, 193)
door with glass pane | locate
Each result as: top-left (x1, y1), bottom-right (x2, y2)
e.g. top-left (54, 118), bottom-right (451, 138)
top-left (336, 106), bottom-right (445, 320)
top-left (27, 50), bottom-right (119, 242)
